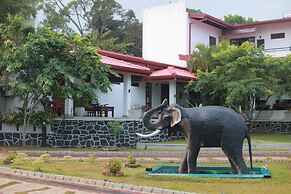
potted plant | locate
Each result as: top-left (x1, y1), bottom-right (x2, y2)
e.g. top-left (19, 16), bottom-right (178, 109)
top-left (74, 95), bottom-right (91, 116)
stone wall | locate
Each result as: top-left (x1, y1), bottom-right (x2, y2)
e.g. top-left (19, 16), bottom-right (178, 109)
top-left (0, 119), bottom-right (183, 148)
top-left (0, 119), bottom-right (290, 148)
top-left (247, 120), bottom-right (291, 134)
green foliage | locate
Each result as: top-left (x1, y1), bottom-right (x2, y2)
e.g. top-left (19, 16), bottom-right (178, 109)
top-left (186, 8), bottom-right (203, 13)
top-left (31, 111), bottom-right (56, 127)
top-left (41, 0), bottom-right (142, 56)
top-left (1, 110), bottom-right (24, 125)
top-left (127, 154), bottom-right (136, 165)
top-left (0, 16), bottom-right (112, 145)
top-left (105, 157), bottom-right (123, 173)
top-left (108, 122), bottom-right (123, 137)
top-left (40, 153), bottom-right (51, 163)
top-left (2, 154), bottom-right (16, 165)
top-left (0, 0), bottom-right (42, 24)
top-left (73, 94), bottom-right (92, 107)
top-left (108, 121), bottom-right (123, 147)
top-left (187, 42), bottom-right (278, 119)
top-left (32, 159), bottom-right (45, 172)
top-left (12, 153), bottom-right (28, 165)
top-left (224, 14), bottom-right (254, 25)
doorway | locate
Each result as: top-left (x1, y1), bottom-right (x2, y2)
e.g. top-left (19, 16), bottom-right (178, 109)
top-left (161, 84), bottom-right (169, 103)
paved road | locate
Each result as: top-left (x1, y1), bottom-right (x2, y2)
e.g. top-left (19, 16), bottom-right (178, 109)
top-left (0, 174), bottom-right (145, 194)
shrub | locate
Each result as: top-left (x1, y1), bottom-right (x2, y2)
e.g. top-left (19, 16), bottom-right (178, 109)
top-left (3, 154), bottom-right (16, 165)
top-left (32, 159), bottom-right (45, 172)
top-left (63, 155), bottom-right (72, 161)
top-left (105, 158), bottom-right (123, 174)
top-left (12, 153), bottom-right (27, 165)
top-left (40, 153), bottom-right (51, 163)
top-left (127, 154), bottom-right (136, 165)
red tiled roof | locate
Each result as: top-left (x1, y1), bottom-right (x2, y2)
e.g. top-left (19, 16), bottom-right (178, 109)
top-left (189, 12), bottom-right (291, 30)
top-left (98, 50), bottom-right (187, 70)
top-left (145, 66), bottom-right (196, 83)
top-left (100, 55), bottom-right (151, 75)
top-left (189, 13), bottom-right (232, 29)
top-left (233, 17), bottom-right (291, 29)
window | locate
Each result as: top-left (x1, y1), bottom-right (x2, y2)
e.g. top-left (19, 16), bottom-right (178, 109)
top-left (209, 36), bottom-right (216, 46)
top-left (257, 39), bottom-right (265, 49)
top-left (271, 33), bottom-right (285, 39)
top-left (230, 36), bottom-right (255, 46)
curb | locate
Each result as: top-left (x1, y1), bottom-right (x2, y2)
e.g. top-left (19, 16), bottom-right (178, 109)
top-left (8, 150), bottom-right (291, 158)
top-left (0, 166), bottom-right (197, 194)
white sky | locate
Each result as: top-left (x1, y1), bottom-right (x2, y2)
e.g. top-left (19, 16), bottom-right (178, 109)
top-left (116, 0), bottom-right (291, 21)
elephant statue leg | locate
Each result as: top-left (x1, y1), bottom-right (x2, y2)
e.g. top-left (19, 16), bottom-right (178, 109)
top-left (221, 136), bottom-right (249, 174)
top-left (179, 148), bottom-right (188, 174)
top-left (187, 140), bottom-right (200, 173)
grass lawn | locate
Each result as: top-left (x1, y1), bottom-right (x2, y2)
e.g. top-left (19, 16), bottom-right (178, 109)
top-left (160, 134), bottom-right (291, 144)
top-left (1, 158), bottom-right (290, 194)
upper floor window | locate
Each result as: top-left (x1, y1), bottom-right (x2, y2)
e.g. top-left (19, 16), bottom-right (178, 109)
top-left (271, 33), bottom-right (285, 39)
top-left (209, 36), bottom-right (216, 46)
top-left (230, 36), bottom-right (255, 46)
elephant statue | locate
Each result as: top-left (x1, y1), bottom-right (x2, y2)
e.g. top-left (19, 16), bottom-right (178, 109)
top-left (136, 99), bottom-right (253, 174)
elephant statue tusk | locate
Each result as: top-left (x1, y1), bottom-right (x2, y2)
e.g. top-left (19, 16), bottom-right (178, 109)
top-left (136, 130), bottom-right (161, 138)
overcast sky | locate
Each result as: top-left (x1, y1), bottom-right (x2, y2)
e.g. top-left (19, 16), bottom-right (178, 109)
top-left (116, 0), bottom-right (291, 21)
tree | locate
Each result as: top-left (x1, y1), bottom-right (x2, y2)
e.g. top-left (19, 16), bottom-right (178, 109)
top-left (0, 0), bottom-right (42, 24)
top-left (42, 0), bottom-right (142, 56)
top-left (224, 14), bottom-right (254, 25)
top-left (187, 42), bottom-right (276, 119)
top-left (186, 8), bottom-right (203, 14)
top-left (0, 16), bottom-right (112, 146)
top-left (187, 44), bottom-right (216, 72)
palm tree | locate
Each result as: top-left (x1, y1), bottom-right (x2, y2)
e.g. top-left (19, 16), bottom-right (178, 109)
top-left (187, 44), bottom-right (215, 73)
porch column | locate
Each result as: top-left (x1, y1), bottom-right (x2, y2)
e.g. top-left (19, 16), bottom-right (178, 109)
top-left (169, 81), bottom-right (177, 105)
top-left (64, 98), bottom-right (74, 117)
top-left (123, 74), bottom-right (132, 117)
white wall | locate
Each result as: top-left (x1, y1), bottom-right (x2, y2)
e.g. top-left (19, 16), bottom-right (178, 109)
top-left (143, 1), bottom-right (189, 68)
top-left (96, 83), bottom-right (124, 117)
top-left (151, 83), bottom-right (161, 108)
top-left (131, 83), bottom-right (146, 107)
top-left (190, 20), bottom-right (222, 52)
top-left (96, 82), bottom-right (146, 118)
top-left (224, 21), bottom-right (291, 57)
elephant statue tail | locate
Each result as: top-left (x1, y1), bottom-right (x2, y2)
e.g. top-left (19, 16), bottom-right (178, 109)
top-left (246, 132), bottom-right (253, 169)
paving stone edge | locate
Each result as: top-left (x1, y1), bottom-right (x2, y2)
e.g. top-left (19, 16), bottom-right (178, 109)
top-left (0, 166), bottom-right (197, 194)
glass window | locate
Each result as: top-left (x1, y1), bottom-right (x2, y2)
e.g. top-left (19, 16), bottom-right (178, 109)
top-left (209, 36), bottom-right (216, 46)
top-left (271, 33), bottom-right (285, 39)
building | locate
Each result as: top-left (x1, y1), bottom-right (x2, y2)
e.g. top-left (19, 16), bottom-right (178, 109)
top-left (143, 1), bottom-right (291, 67)
top-left (143, 1), bottom-right (291, 113)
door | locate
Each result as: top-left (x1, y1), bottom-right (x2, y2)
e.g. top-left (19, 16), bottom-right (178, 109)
top-left (161, 84), bottom-right (169, 103)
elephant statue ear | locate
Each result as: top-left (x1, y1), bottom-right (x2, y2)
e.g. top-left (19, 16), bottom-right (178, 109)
top-left (170, 107), bottom-right (181, 127)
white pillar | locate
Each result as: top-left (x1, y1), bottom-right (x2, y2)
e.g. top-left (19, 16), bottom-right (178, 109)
top-left (64, 98), bottom-right (74, 117)
top-left (123, 74), bottom-right (132, 117)
top-left (169, 81), bottom-right (177, 105)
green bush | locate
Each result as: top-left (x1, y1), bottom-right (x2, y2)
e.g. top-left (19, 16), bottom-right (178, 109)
top-left (106, 158), bottom-right (123, 173)
top-left (127, 154), bottom-right (136, 165)
top-left (2, 154), bottom-right (16, 165)
top-left (1, 111), bottom-right (24, 125)
top-left (40, 153), bottom-right (51, 163)
top-left (32, 159), bottom-right (45, 172)
top-left (12, 153), bottom-right (27, 165)
top-left (31, 111), bottom-right (56, 127)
